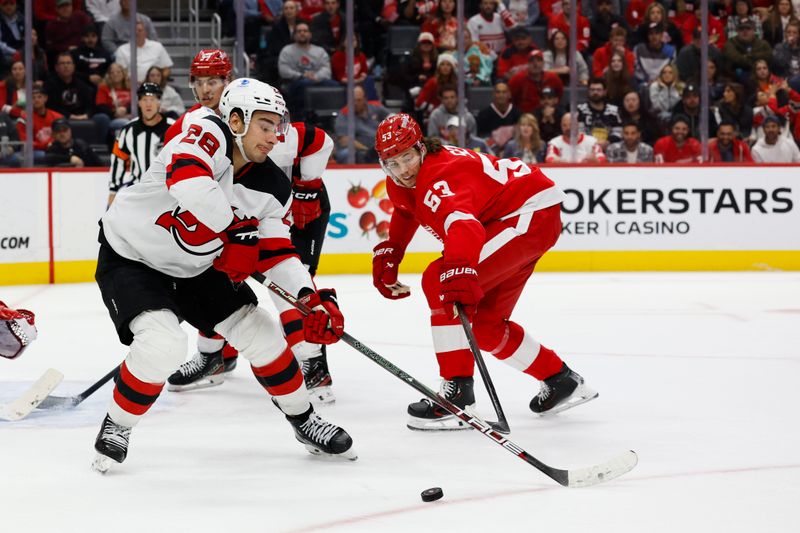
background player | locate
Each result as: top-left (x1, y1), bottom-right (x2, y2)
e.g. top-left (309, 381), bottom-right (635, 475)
top-left (372, 113), bottom-right (597, 431)
top-left (107, 83), bottom-right (175, 206)
top-left (92, 78), bottom-right (355, 472)
top-left (165, 49), bottom-right (337, 403)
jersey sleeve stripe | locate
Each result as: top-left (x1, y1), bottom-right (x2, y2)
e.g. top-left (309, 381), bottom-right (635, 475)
top-left (299, 125), bottom-right (325, 157)
top-left (165, 155), bottom-right (214, 189)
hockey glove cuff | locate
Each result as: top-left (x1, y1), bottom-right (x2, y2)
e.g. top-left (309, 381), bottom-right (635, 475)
top-left (213, 217), bottom-right (260, 283)
top-left (298, 288), bottom-right (344, 344)
top-left (372, 241), bottom-right (410, 300)
top-left (439, 260), bottom-right (483, 318)
top-left (291, 178), bottom-right (324, 230)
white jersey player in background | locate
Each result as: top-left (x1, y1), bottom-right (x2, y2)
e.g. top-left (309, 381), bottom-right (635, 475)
top-left (164, 49), bottom-right (338, 404)
top-left (92, 78), bottom-right (356, 473)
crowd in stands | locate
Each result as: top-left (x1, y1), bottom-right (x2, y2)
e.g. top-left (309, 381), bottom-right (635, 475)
top-left (4, 0), bottom-right (800, 167)
top-left (0, 0), bottom-right (178, 167)
top-left (231, 0), bottom-right (800, 164)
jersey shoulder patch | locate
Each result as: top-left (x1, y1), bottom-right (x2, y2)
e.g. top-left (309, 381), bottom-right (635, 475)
top-left (236, 158), bottom-right (292, 206)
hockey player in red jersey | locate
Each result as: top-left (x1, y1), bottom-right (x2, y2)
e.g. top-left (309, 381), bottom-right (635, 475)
top-left (372, 113), bottom-right (597, 430)
top-left (92, 78), bottom-right (355, 473)
top-left (0, 302), bottom-right (37, 360)
top-left (164, 50), bottom-right (336, 402)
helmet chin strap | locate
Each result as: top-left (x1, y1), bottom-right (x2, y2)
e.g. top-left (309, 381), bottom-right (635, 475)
top-left (233, 117), bottom-right (253, 163)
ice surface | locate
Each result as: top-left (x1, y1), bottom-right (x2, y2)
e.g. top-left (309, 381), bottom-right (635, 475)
top-left (1, 273), bottom-right (799, 532)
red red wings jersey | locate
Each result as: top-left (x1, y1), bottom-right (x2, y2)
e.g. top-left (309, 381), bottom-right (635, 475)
top-left (386, 145), bottom-right (565, 265)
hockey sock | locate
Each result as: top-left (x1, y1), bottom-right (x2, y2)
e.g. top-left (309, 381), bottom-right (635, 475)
top-left (251, 346), bottom-right (309, 416)
top-left (478, 320), bottom-right (563, 380)
top-left (108, 361), bottom-right (165, 427)
top-left (197, 332), bottom-right (225, 353)
top-left (279, 309), bottom-right (305, 348)
top-left (222, 342), bottom-right (239, 360)
top-left (430, 310), bottom-right (474, 380)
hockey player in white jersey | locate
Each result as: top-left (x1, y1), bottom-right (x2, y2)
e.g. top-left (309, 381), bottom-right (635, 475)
top-left (164, 49), bottom-right (337, 403)
top-left (92, 78), bottom-right (356, 473)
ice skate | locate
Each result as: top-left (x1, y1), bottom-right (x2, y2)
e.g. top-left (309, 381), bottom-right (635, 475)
top-left (529, 363), bottom-right (598, 416)
top-left (284, 405), bottom-right (357, 460)
top-left (407, 376), bottom-right (475, 431)
top-left (301, 346), bottom-right (334, 404)
top-left (167, 350), bottom-right (225, 391)
top-left (91, 414), bottom-right (132, 474)
top-left (222, 355), bottom-right (238, 374)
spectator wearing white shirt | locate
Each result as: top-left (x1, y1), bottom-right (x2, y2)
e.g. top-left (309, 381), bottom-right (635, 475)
top-left (751, 115), bottom-right (800, 162)
top-left (85, 0), bottom-right (120, 37)
top-left (545, 112), bottom-right (607, 163)
top-left (115, 21), bottom-right (173, 82)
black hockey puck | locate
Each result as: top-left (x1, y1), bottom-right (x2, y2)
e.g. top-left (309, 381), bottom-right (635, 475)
top-left (421, 487), bottom-right (444, 502)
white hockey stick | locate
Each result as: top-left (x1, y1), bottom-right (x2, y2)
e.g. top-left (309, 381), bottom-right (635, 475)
top-left (0, 368), bottom-right (64, 421)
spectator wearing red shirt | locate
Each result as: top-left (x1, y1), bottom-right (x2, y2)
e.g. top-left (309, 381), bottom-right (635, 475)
top-left (707, 120), bottom-right (754, 162)
top-left (45, 0), bottom-right (93, 68)
top-left (625, 0), bottom-right (647, 32)
top-left (330, 34), bottom-right (378, 100)
top-left (539, 0), bottom-right (562, 22)
top-left (654, 115), bottom-right (702, 162)
top-left (592, 26), bottom-right (635, 78)
top-left (496, 25), bottom-right (538, 81)
top-left (415, 53), bottom-right (458, 117)
top-left (547, 0), bottom-right (590, 52)
top-left (509, 49), bottom-right (564, 113)
top-left (33, 0), bottom-right (82, 23)
top-left (16, 86), bottom-right (64, 160)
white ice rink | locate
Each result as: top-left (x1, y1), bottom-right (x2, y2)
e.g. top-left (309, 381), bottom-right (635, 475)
top-left (2, 272), bottom-right (799, 533)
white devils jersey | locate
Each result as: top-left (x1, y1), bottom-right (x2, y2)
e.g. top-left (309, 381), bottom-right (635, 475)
top-left (269, 122), bottom-right (334, 183)
top-left (102, 112), bottom-right (238, 277)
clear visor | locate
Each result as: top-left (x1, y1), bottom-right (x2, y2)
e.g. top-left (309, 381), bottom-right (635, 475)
top-left (380, 148), bottom-right (422, 187)
top-left (191, 77), bottom-right (225, 91)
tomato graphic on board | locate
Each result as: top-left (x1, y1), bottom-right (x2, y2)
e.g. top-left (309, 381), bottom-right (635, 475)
top-left (378, 198), bottom-right (394, 215)
top-left (348, 184), bottom-right (370, 208)
top-left (359, 211), bottom-right (376, 234)
top-left (376, 220), bottom-right (390, 239)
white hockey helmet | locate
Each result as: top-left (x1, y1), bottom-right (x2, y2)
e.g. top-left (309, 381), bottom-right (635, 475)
top-left (219, 78), bottom-right (289, 159)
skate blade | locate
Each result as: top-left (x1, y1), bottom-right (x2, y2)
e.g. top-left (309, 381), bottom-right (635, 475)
top-left (91, 453), bottom-right (119, 474)
top-left (167, 375), bottom-right (225, 392)
top-left (406, 414), bottom-right (472, 431)
top-left (309, 386), bottom-right (335, 405)
top-left (538, 385), bottom-right (599, 417)
top-left (304, 443), bottom-right (358, 461)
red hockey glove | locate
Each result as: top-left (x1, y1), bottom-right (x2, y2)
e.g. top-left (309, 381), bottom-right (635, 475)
top-left (298, 288), bottom-right (345, 344)
top-left (372, 241), bottom-right (411, 300)
top-left (291, 178), bottom-right (323, 230)
top-left (213, 217), bottom-right (260, 283)
top-left (0, 301), bottom-right (37, 360)
top-left (439, 260), bottom-right (483, 318)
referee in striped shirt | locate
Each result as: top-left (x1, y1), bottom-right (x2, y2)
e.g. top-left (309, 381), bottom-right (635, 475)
top-left (107, 83), bottom-right (175, 205)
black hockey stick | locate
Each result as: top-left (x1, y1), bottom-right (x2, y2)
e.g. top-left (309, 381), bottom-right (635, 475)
top-left (252, 273), bottom-right (638, 488)
top-left (36, 366), bottom-right (119, 410)
top-left (455, 303), bottom-right (510, 434)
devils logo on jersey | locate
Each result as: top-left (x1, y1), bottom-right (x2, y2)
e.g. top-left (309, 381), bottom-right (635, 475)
top-left (156, 207), bottom-right (230, 256)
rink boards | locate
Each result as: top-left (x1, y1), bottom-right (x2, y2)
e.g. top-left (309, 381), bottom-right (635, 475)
top-left (1, 164), bottom-right (799, 285)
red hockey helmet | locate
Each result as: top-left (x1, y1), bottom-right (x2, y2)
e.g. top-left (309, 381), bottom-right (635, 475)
top-left (190, 49), bottom-right (233, 80)
top-left (375, 113), bottom-right (424, 161)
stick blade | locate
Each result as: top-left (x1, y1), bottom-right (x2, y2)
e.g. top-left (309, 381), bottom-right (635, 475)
top-left (0, 369), bottom-right (64, 421)
top-left (566, 450), bottom-right (638, 488)
top-left (36, 394), bottom-right (81, 410)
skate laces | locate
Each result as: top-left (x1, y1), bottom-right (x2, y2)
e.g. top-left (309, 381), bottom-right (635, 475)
top-left (440, 380), bottom-right (457, 399)
top-left (299, 413), bottom-right (339, 445)
top-left (537, 382), bottom-right (551, 401)
top-left (100, 418), bottom-right (131, 449)
top-left (180, 352), bottom-right (207, 376)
